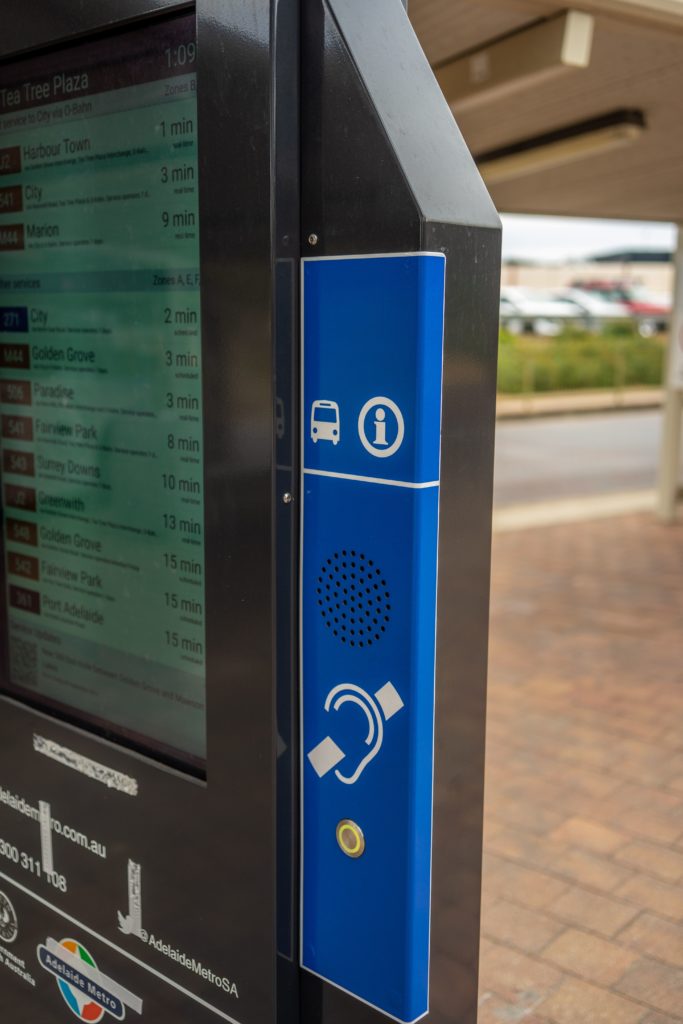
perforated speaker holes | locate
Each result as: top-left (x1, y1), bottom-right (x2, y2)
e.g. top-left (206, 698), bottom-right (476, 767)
top-left (316, 550), bottom-right (391, 648)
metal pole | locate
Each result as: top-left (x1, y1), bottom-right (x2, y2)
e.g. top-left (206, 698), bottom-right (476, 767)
top-left (656, 224), bottom-right (683, 522)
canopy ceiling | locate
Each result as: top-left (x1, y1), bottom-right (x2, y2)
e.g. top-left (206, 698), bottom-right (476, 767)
top-left (410, 0), bottom-right (683, 221)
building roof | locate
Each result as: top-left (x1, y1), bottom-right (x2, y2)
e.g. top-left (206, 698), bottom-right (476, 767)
top-left (590, 248), bottom-right (673, 261)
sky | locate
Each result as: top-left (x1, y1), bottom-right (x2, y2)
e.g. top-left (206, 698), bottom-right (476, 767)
top-left (500, 214), bottom-right (677, 263)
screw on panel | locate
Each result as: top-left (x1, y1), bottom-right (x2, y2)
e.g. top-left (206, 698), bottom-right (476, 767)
top-left (282, 492), bottom-right (293, 505)
top-left (308, 233), bottom-right (318, 246)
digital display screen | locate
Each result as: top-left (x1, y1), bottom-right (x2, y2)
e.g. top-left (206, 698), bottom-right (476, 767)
top-left (0, 12), bottom-right (207, 770)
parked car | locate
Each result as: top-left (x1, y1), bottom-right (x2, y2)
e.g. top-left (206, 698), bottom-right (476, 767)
top-left (553, 287), bottom-right (630, 331)
top-left (500, 286), bottom-right (583, 336)
top-left (571, 279), bottom-right (671, 335)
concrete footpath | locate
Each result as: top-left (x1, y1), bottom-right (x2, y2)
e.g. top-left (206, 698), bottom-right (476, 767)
top-left (497, 387), bottom-right (662, 420)
top-left (479, 512), bottom-right (683, 1023)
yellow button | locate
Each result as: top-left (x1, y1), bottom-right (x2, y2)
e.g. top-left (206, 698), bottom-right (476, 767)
top-left (336, 819), bottom-right (365, 858)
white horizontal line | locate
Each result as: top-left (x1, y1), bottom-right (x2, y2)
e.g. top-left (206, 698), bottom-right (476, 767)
top-left (33, 735), bottom-right (138, 796)
top-left (303, 468), bottom-right (439, 489)
top-left (0, 872), bottom-right (242, 1024)
top-left (302, 251), bottom-right (445, 263)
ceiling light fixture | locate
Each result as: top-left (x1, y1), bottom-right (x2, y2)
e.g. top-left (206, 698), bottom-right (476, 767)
top-left (475, 109), bottom-right (647, 185)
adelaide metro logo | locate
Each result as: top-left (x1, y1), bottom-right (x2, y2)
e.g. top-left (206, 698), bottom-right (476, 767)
top-left (0, 891), bottom-right (18, 944)
top-left (42, 939), bottom-right (110, 1022)
top-left (38, 937), bottom-right (143, 1021)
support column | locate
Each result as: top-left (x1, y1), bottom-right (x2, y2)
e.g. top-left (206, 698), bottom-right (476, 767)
top-left (656, 225), bottom-right (683, 522)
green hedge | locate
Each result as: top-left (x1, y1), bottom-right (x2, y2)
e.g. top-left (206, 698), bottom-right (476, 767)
top-left (497, 327), bottom-right (666, 394)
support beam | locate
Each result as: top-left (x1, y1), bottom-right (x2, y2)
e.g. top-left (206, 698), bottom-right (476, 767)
top-left (435, 11), bottom-right (594, 111)
top-left (568, 0), bottom-right (683, 31)
top-left (517, 0), bottom-right (683, 34)
top-left (476, 110), bottom-right (645, 186)
top-left (656, 224), bottom-right (683, 522)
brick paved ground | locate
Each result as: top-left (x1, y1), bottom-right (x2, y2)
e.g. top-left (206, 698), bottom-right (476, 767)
top-left (479, 512), bottom-right (683, 1023)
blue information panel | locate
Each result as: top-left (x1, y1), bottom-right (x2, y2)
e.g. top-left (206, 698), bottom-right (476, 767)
top-left (301, 253), bottom-right (446, 1023)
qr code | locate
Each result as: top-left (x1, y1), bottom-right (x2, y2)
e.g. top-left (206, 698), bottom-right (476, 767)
top-left (10, 638), bottom-right (38, 688)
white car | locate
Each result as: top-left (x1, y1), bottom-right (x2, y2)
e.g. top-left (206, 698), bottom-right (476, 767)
top-left (553, 288), bottom-right (630, 330)
top-left (500, 287), bottom-right (583, 336)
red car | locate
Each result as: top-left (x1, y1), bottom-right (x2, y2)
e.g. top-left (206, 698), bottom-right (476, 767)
top-left (571, 279), bottom-right (671, 335)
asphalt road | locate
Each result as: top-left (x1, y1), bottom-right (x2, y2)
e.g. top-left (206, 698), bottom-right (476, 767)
top-left (493, 409), bottom-right (661, 508)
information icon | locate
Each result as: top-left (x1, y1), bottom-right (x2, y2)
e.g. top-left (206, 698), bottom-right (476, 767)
top-left (357, 397), bottom-right (405, 458)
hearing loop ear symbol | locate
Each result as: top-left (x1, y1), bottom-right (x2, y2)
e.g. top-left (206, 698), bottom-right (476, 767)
top-left (324, 684), bottom-right (384, 785)
top-left (306, 680), bottom-right (405, 784)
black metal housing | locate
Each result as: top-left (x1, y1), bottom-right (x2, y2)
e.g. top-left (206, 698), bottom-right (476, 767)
top-left (0, 2), bottom-right (499, 1023)
top-left (300, 3), bottom-right (500, 1024)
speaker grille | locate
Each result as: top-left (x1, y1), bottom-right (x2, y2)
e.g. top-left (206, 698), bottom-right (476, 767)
top-left (316, 550), bottom-right (391, 648)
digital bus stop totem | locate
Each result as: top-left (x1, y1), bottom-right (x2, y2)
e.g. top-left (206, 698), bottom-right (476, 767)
top-left (0, 3), bottom-right (501, 1024)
